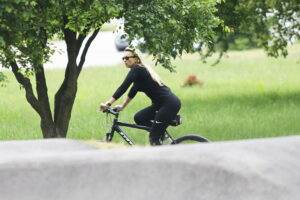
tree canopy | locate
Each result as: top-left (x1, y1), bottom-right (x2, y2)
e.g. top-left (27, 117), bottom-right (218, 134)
top-left (205, 0), bottom-right (300, 62)
top-left (0, 0), bottom-right (219, 72)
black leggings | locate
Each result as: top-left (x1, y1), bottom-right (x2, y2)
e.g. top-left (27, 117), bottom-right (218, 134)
top-left (134, 94), bottom-right (181, 140)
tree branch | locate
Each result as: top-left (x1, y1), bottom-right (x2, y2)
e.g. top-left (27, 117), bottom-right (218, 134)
top-left (10, 61), bottom-right (41, 114)
top-left (63, 15), bottom-right (76, 47)
top-left (54, 16), bottom-right (80, 137)
top-left (76, 34), bottom-right (86, 56)
top-left (62, 15), bottom-right (78, 79)
top-left (35, 65), bottom-right (53, 117)
top-left (76, 25), bottom-right (92, 57)
top-left (77, 29), bottom-right (100, 75)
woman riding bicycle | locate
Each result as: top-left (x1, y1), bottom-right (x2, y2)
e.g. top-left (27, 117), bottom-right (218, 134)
top-left (100, 48), bottom-right (181, 145)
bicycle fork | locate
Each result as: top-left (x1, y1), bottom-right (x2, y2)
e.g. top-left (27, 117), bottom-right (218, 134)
top-left (107, 126), bottom-right (135, 146)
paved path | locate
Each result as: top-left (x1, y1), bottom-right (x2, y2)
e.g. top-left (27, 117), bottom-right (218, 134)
top-left (45, 31), bottom-right (123, 69)
top-left (0, 136), bottom-right (300, 200)
top-left (0, 31), bottom-right (122, 71)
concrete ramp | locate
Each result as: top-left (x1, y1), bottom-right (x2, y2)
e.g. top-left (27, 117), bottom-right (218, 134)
top-left (0, 137), bottom-right (299, 200)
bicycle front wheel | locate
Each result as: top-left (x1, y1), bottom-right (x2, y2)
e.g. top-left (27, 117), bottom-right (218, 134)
top-left (172, 134), bottom-right (209, 144)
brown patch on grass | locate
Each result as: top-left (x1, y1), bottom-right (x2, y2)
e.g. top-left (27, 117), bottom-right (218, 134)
top-left (182, 74), bottom-right (203, 87)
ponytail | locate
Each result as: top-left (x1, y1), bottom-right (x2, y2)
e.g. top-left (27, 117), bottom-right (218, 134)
top-left (124, 48), bottom-right (163, 86)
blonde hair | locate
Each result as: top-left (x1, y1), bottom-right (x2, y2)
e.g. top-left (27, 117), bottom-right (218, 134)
top-left (125, 48), bottom-right (163, 86)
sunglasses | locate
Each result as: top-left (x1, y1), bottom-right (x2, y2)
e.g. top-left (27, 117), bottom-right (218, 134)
top-left (122, 56), bottom-right (137, 61)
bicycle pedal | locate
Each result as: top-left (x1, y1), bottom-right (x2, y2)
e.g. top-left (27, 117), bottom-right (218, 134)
top-left (162, 136), bottom-right (172, 145)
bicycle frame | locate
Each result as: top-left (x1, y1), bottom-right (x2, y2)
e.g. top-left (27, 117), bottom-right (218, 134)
top-left (104, 108), bottom-right (175, 146)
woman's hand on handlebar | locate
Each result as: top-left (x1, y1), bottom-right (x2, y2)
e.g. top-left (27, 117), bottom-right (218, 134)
top-left (115, 104), bottom-right (124, 111)
top-left (100, 103), bottom-right (110, 111)
top-left (100, 98), bottom-right (116, 111)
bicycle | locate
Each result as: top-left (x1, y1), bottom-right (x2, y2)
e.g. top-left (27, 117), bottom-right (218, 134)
top-left (101, 108), bottom-right (209, 146)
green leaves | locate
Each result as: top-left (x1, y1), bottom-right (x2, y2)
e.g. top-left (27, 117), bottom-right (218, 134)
top-left (1, 0), bottom-right (53, 71)
top-left (210, 0), bottom-right (300, 61)
top-left (0, 72), bottom-right (7, 85)
top-left (1, 0), bottom-right (298, 73)
top-left (0, 0), bottom-right (222, 72)
top-left (122, 0), bottom-right (220, 70)
top-left (63, 0), bottom-right (123, 33)
top-left (0, 0), bottom-right (124, 75)
top-left (0, 36), bottom-right (5, 47)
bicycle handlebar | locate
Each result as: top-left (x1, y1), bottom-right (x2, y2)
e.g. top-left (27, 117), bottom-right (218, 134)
top-left (102, 108), bottom-right (119, 115)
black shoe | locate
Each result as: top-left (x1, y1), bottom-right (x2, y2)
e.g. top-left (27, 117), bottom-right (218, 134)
top-left (149, 137), bottom-right (162, 146)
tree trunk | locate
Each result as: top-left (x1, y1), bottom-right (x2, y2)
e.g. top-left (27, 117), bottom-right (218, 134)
top-left (11, 61), bottom-right (57, 138)
top-left (53, 24), bottom-right (80, 138)
top-left (54, 67), bottom-right (78, 138)
top-left (51, 28), bottom-right (99, 138)
top-left (35, 66), bottom-right (57, 138)
top-left (10, 26), bottom-right (98, 138)
top-left (40, 118), bottom-right (56, 138)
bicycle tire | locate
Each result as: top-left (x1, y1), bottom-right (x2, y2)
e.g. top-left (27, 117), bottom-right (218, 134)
top-left (172, 134), bottom-right (209, 144)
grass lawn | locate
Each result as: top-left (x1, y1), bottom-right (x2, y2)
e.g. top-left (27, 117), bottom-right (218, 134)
top-left (1, 44), bottom-right (300, 145)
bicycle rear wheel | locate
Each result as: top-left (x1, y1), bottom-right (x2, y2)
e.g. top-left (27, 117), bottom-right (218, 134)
top-left (172, 134), bottom-right (209, 144)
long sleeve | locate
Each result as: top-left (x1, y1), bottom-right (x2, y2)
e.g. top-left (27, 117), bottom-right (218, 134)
top-left (128, 84), bottom-right (138, 99)
top-left (112, 68), bottom-right (138, 100)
